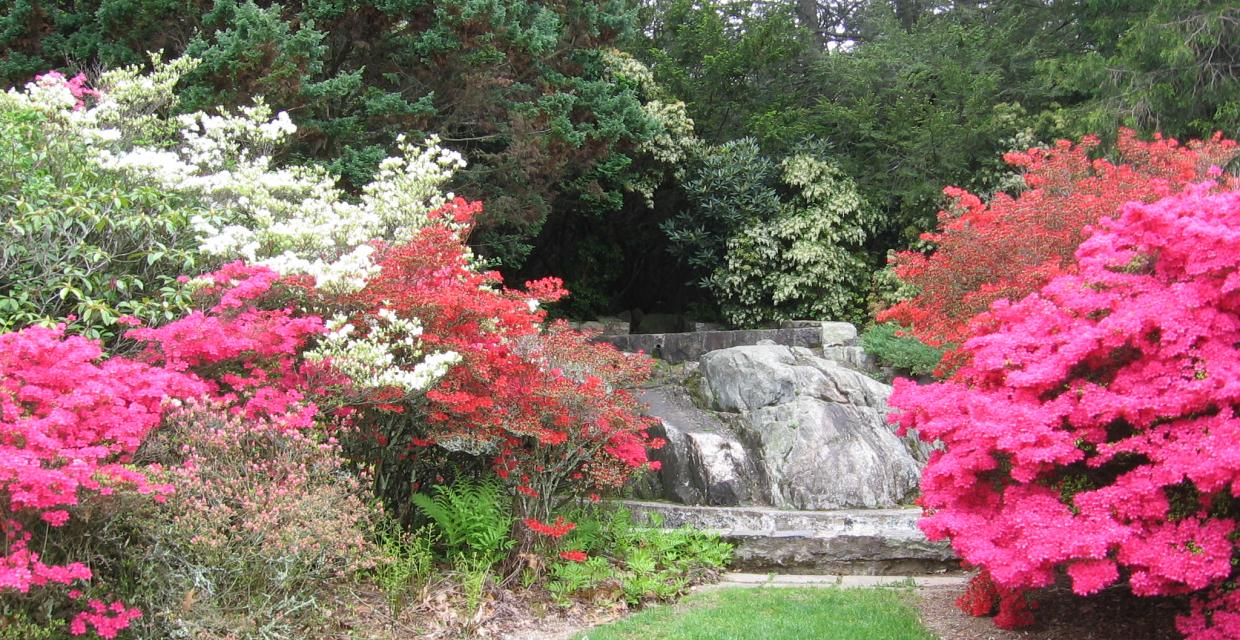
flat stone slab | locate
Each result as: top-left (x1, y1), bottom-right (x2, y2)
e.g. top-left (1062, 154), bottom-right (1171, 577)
top-left (711, 573), bottom-right (968, 589)
top-left (595, 327), bottom-right (826, 363)
top-left (620, 500), bottom-right (957, 575)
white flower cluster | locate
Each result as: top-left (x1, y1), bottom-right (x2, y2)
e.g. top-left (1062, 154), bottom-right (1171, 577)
top-left (307, 312), bottom-right (461, 394)
top-left (8, 56), bottom-right (469, 395)
top-left (19, 74), bottom-right (79, 112)
top-left (11, 54), bottom-right (467, 294)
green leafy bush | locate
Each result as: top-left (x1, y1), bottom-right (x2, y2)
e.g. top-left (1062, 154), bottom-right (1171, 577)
top-left (666, 139), bottom-right (877, 326)
top-left (412, 479), bottom-right (515, 568)
top-left (0, 95), bottom-right (201, 343)
top-left (707, 150), bottom-right (878, 326)
top-left (547, 506), bottom-right (731, 606)
top-left (860, 323), bottom-right (944, 378)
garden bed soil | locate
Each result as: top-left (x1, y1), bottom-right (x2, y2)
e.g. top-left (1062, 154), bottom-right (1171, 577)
top-left (916, 584), bottom-right (1185, 640)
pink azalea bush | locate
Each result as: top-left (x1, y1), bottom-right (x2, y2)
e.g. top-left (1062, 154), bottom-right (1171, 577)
top-left (124, 262), bottom-right (332, 430)
top-left (0, 263), bottom-right (339, 637)
top-left (891, 184), bottom-right (1240, 637)
top-left (0, 324), bottom-right (205, 596)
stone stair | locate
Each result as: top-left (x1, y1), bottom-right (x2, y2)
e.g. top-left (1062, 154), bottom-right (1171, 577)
top-left (620, 500), bottom-right (956, 576)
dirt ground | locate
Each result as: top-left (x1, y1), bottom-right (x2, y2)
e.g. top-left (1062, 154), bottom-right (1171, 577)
top-left (916, 584), bottom-right (1185, 640)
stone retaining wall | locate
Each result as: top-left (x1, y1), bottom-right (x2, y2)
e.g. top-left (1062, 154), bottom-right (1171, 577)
top-left (594, 327), bottom-right (820, 363)
top-left (594, 321), bottom-right (858, 363)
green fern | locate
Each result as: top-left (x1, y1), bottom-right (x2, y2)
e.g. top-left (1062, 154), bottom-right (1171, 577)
top-left (411, 479), bottom-right (515, 567)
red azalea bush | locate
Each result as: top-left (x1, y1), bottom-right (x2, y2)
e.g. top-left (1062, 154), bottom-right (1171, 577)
top-left (890, 184), bottom-right (1240, 637)
top-left (341, 198), bottom-right (661, 543)
top-left (880, 129), bottom-right (1238, 371)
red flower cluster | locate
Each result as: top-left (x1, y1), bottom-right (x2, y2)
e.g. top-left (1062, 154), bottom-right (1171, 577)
top-left (344, 199), bottom-right (660, 524)
top-left (891, 185), bottom-right (1240, 638)
top-left (880, 129), bottom-right (1238, 372)
top-left (525, 516), bottom-right (576, 539)
top-left (955, 569), bottom-right (1035, 629)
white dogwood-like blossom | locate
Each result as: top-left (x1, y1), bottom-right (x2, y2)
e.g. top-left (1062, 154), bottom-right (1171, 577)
top-left (307, 313), bottom-right (461, 394)
top-left (19, 54), bottom-right (466, 295)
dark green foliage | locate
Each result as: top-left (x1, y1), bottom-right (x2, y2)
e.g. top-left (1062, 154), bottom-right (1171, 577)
top-left (1038, 1), bottom-right (1240, 140)
top-left (638, 0), bottom-right (815, 146)
top-left (662, 138), bottom-right (780, 281)
top-left (0, 0), bottom-right (655, 269)
top-left (638, 0), bottom-right (1240, 254)
top-left (861, 323), bottom-right (943, 377)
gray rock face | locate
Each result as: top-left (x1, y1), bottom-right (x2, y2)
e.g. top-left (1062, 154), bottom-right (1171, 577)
top-left (743, 398), bottom-right (920, 509)
top-left (819, 321), bottom-right (859, 346)
top-left (640, 386), bottom-right (764, 506)
top-left (641, 343), bottom-right (923, 510)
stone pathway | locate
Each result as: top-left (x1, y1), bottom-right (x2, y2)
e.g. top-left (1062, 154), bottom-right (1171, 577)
top-left (702, 572), bottom-right (969, 590)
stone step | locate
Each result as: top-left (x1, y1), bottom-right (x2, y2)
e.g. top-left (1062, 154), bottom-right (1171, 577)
top-left (619, 500), bottom-right (957, 576)
top-left (709, 572), bottom-right (969, 589)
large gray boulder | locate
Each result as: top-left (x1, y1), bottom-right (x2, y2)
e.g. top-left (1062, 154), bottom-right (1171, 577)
top-left (699, 344), bottom-right (890, 413)
top-left (742, 397), bottom-right (920, 509)
top-left (638, 386), bottom-right (764, 506)
top-left (640, 344), bottom-right (923, 510)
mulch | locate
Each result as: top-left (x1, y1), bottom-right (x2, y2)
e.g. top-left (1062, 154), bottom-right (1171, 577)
top-left (916, 583), bottom-right (1186, 640)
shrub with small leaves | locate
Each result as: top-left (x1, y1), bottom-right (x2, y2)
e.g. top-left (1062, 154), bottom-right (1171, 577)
top-left (891, 184), bottom-right (1240, 637)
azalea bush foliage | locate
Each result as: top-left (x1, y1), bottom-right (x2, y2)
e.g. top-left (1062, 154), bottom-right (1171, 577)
top-left (0, 263), bottom-right (336, 638)
top-left (127, 403), bottom-right (377, 639)
top-left (880, 129), bottom-right (1239, 370)
top-left (336, 198), bottom-right (662, 542)
top-left (0, 325), bottom-right (203, 638)
top-left (0, 61), bottom-right (665, 637)
top-left (890, 184), bottom-right (1240, 638)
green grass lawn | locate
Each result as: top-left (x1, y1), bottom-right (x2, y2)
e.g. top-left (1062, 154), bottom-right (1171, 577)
top-left (574, 587), bottom-right (936, 640)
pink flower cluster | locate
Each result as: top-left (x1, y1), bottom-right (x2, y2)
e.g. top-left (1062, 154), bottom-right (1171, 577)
top-left (0, 325), bottom-right (206, 594)
top-left (891, 185), bottom-right (1240, 638)
top-left (126, 262), bottom-right (330, 430)
top-left (0, 263), bottom-right (331, 637)
top-left (33, 70), bottom-right (99, 109)
top-left (69, 600), bottom-right (142, 639)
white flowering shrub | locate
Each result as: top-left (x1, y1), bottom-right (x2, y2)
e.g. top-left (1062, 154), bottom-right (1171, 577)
top-left (0, 62), bottom-right (207, 342)
top-left (307, 311), bottom-right (462, 396)
top-left (9, 54), bottom-right (466, 298)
